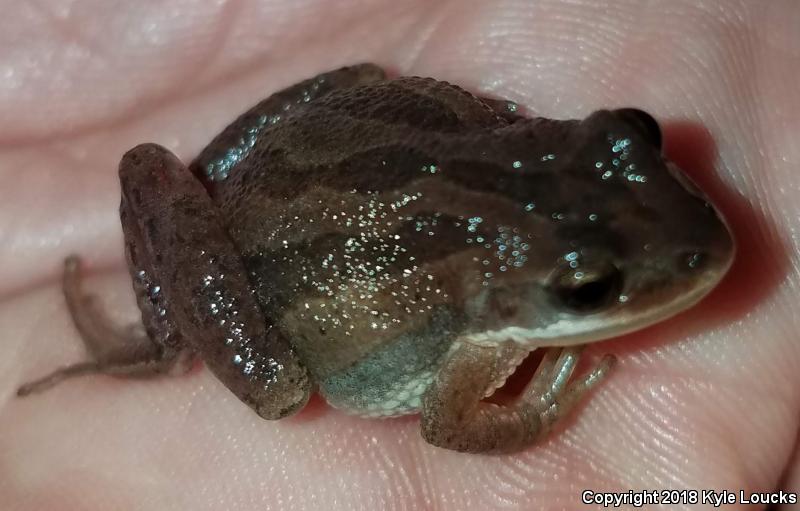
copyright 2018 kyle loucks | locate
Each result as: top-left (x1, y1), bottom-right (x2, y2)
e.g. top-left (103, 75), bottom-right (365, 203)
top-left (581, 489), bottom-right (798, 507)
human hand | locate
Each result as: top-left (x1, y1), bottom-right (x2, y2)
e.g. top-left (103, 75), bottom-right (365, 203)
top-left (2, 1), bottom-right (798, 509)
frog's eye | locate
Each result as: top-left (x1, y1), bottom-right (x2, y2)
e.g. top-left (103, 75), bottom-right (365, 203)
top-left (548, 262), bottom-right (623, 313)
top-left (614, 108), bottom-right (662, 149)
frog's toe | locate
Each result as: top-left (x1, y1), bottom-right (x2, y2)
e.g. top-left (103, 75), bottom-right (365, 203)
top-left (16, 255), bottom-right (191, 397)
top-left (520, 347), bottom-right (616, 434)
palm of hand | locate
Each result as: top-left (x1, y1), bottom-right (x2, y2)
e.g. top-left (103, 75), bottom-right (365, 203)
top-left (2, 1), bottom-right (799, 509)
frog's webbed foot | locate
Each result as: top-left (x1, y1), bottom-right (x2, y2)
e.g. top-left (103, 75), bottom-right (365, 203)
top-left (16, 256), bottom-right (191, 397)
top-left (420, 342), bottom-right (616, 453)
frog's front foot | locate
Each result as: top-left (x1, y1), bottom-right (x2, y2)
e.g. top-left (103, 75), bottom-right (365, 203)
top-left (420, 342), bottom-right (616, 453)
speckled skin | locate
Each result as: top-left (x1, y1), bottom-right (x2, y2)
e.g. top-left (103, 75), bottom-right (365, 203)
top-left (18, 64), bottom-right (734, 453)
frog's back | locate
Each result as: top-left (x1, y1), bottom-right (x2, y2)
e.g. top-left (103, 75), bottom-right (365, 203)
top-left (191, 76), bottom-right (516, 417)
top-left (183, 68), bottom-right (734, 421)
top-left (205, 77), bottom-right (503, 203)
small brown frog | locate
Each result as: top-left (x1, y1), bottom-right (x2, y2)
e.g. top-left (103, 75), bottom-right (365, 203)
top-left (18, 64), bottom-right (734, 453)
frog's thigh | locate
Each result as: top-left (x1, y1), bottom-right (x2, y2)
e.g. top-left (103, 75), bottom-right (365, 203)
top-left (123, 144), bottom-right (310, 419)
top-left (191, 63), bottom-right (387, 180)
top-left (16, 256), bottom-right (191, 397)
top-left (420, 342), bottom-right (616, 453)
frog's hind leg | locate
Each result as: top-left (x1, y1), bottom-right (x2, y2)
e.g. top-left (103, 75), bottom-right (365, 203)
top-left (16, 256), bottom-right (191, 397)
top-left (191, 63), bottom-right (387, 182)
top-left (420, 342), bottom-right (616, 453)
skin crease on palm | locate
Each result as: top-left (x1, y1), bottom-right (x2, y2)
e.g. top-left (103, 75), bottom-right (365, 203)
top-left (1, 0), bottom-right (799, 509)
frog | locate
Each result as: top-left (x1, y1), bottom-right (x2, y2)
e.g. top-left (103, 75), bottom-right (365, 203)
top-left (17, 63), bottom-right (735, 453)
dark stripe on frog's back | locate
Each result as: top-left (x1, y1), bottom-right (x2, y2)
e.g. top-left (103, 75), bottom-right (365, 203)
top-left (195, 73), bottom-right (581, 212)
top-left (310, 76), bottom-right (503, 131)
top-left (208, 129), bottom-right (572, 235)
top-left (254, 114), bottom-right (634, 233)
top-left (207, 125), bottom-right (585, 234)
top-left (196, 76), bottom-right (506, 205)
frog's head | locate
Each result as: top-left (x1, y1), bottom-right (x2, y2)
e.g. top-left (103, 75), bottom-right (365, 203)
top-left (455, 108), bottom-right (735, 347)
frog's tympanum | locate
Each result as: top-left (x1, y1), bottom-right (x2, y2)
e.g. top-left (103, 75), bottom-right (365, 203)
top-left (19, 64), bottom-right (734, 453)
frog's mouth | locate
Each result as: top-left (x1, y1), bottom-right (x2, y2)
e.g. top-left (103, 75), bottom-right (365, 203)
top-left (462, 248), bottom-right (734, 349)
